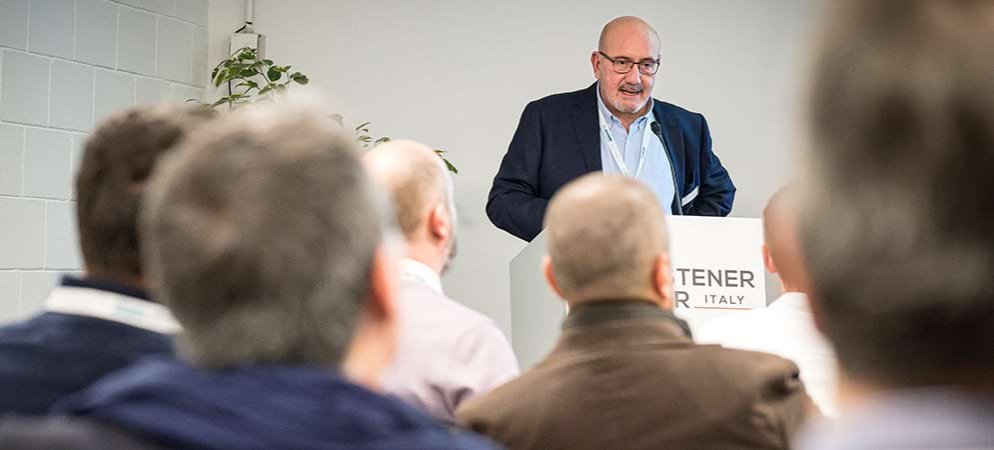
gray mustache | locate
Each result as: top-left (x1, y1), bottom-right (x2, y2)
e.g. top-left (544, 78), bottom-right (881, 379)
top-left (619, 84), bottom-right (643, 93)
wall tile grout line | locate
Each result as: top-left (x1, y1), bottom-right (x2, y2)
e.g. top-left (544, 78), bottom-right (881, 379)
top-left (19, 127), bottom-right (26, 196)
top-left (153, 15), bottom-right (160, 80)
top-left (0, 269), bottom-right (68, 273)
top-left (0, 193), bottom-right (76, 203)
top-left (0, 47), bottom-right (203, 89)
top-left (117, 2), bottom-right (204, 28)
top-left (17, 273), bottom-right (23, 317)
top-left (91, 58), bottom-right (98, 129)
top-left (73, 0), bottom-right (79, 60)
top-left (42, 202), bottom-right (49, 269)
top-left (46, 59), bottom-right (53, 127)
top-left (114, 3), bottom-right (121, 71)
top-left (1, 119), bottom-right (91, 135)
top-left (25, 0), bottom-right (31, 50)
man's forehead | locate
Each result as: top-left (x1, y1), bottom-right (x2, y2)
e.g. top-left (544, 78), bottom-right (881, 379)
top-left (601, 29), bottom-right (660, 58)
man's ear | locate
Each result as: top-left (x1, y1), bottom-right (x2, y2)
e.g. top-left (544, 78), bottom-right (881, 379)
top-left (590, 51), bottom-right (601, 79)
top-left (652, 253), bottom-right (674, 309)
top-left (343, 245), bottom-right (399, 390)
top-left (427, 203), bottom-right (451, 243)
top-left (366, 245), bottom-right (398, 322)
top-left (543, 255), bottom-right (565, 299)
top-left (762, 243), bottom-right (778, 275)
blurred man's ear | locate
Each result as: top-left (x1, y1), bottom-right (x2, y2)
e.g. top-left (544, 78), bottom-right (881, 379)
top-left (542, 255), bottom-right (565, 300)
top-left (343, 245), bottom-right (399, 390)
top-left (652, 253), bottom-right (674, 310)
top-left (366, 245), bottom-right (398, 322)
top-left (590, 51), bottom-right (602, 79)
top-left (762, 243), bottom-right (778, 275)
top-left (427, 203), bottom-right (451, 244)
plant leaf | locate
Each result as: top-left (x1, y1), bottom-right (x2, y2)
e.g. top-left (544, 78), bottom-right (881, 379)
top-left (443, 158), bottom-right (458, 174)
top-left (267, 67), bottom-right (281, 82)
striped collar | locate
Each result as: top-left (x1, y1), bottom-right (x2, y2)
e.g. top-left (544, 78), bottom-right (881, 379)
top-left (44, 277), bottom-right (181, 334)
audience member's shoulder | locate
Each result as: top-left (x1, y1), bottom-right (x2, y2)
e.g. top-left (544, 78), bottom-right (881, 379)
top-left (0, 415), bottom-right (164, 450)
top-left (455, 361), bottom-right (545, 426)
top-left (697, 343), bottom-right (805, 395)
top-left (0, 315), bottom-right (45, 339)
top-left (403, 281), bottom-right (502, 332)
top-left (364, 389), bottom-right (502, 449)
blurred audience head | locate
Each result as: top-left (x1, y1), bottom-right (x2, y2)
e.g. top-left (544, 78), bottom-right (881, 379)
top-left (363, 140), bottom-right (457, 274)
top-left (543, 174), bottom-right (672, 308)
top-left (804, 0), bottom-right (994, 388)
top-left (76, 105), bottom-right (213, 288)
top-left (140, 102), bottom-right (399, 385)
top-left (762, 185), bottom-right (808, 293)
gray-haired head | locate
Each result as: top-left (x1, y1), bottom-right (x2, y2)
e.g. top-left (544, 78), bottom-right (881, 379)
top-left (141, 103), bottom-right (388, 368)
top-left (804, 0), bottom-right (994, 387)
top-left (544, 173), bottom-right (671, 306)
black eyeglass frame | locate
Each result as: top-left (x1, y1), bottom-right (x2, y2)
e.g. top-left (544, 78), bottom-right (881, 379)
top-left (597, 51), bottom-right (660, 75)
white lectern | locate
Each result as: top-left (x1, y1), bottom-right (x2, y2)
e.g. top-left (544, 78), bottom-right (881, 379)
top-left (509, 216), bottom-right (766, 369)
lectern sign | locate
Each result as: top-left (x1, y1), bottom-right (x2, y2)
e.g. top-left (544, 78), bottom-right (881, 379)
top-left (509, 216), bottom-right (766, 369)
top-left (666, 216), bottom-right (766, 330)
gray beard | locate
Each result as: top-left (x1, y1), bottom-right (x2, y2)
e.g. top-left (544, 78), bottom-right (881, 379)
top-left (612, 97), bottom-right (648, 114)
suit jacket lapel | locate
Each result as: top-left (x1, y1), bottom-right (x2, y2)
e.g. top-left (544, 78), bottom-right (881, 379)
top-left (572, 83), bottom-right (602, 172)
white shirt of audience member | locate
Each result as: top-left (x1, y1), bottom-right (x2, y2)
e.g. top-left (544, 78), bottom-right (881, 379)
top-left (381, 258), bottom-right (520, 424)
top-left (696, 292), bottom-right (838, 417)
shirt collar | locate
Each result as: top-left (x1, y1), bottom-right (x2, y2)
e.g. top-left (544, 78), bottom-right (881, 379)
top-left (45, 277), bottom-right (181, 334)
top-left (61, 275), bottom-right (152, 301)
top-left (595, 81), bottom-right (656, 128)
top-left (770, 292), bottom-right (812, 313)
top-left (562, 299), bottom-right (693, 338)
top-left (400, 258), bottom-right (443, 294)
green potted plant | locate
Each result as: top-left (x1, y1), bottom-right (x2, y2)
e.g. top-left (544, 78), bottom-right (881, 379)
top-left (204, 47), bottom-right (457, 173)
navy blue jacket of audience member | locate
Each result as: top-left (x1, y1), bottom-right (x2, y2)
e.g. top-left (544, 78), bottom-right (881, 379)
top-left (52, 358), bottom-right (501, 450)
top-left (487, 83), bottom-right (736, 241)
top-left (0, 277), bottom-right (173, 415)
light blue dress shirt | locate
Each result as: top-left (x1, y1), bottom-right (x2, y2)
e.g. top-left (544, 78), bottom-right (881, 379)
top-left (596, 86), bottom-right (676, 212)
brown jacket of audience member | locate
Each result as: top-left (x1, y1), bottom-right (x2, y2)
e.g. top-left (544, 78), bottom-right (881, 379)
top-left (456, 300), bottom-right (817, 450)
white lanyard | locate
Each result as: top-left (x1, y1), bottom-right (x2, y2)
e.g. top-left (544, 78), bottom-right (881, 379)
top-left (44, 286), bottom-right (182, 334)
top-left (598, 108), bottom-right (653, 178)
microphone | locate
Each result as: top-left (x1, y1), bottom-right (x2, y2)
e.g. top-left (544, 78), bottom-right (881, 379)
top-left (650, 120), bottom-right (684, 215)
top-left (650, 121), bottom-right (664, 142)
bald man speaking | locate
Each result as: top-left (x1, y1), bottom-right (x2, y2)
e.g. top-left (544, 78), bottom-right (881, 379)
top-left (488, 16), bottom-right (735, 241)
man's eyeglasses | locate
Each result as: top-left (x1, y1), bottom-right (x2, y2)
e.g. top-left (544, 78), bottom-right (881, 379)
top-left (598, 51), bottom-right (660, 75)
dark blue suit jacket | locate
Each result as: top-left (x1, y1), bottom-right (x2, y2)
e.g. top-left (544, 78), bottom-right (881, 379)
top-left (487, 84), bottom-right (736, 241)
top-left (0, 277), bottom-right (174, 415)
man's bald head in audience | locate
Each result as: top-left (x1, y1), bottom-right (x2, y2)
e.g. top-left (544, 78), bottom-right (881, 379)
top-left (364, 140), bottom-right (456, 273)
top-left (763, 185), bottom-right (808, 292)
top-left (543, 174), bottom-right (672, 307)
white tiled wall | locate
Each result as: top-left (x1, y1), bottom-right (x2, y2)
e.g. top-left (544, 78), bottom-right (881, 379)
top-left (0, 0), bottom-right (210, 324)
